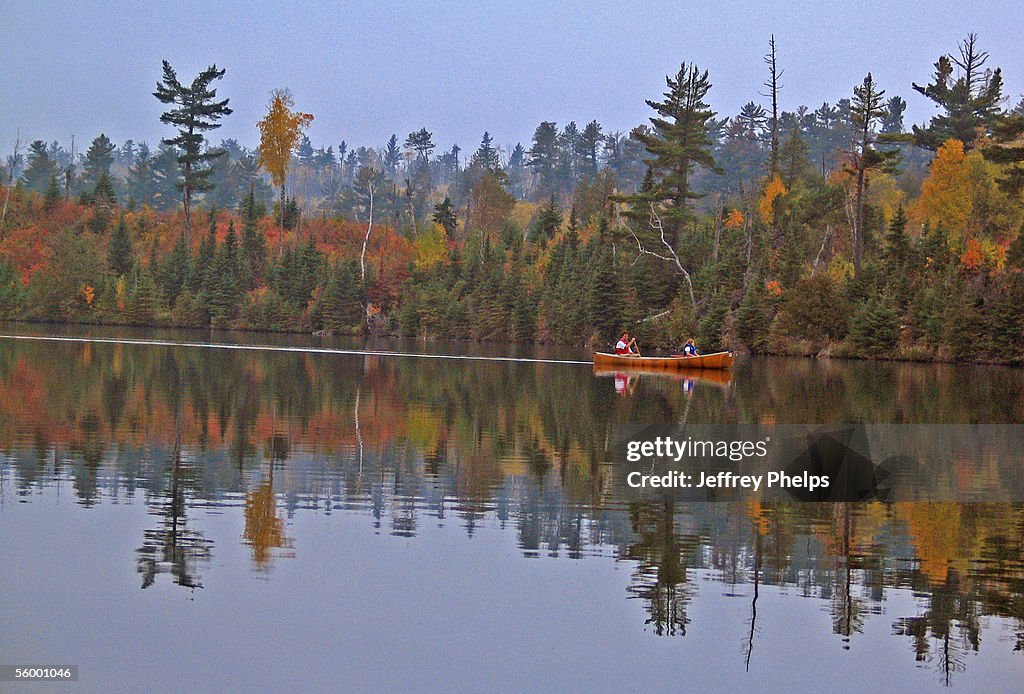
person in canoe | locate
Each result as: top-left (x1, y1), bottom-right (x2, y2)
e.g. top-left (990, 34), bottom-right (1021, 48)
top-left (615, 331), bottom-right (638, 356)
top-left (682, 338), bottom-right (699, 357)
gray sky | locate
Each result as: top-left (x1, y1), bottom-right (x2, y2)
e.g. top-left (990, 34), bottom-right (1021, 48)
top-left (2, 0), bottom-right (1022, 156)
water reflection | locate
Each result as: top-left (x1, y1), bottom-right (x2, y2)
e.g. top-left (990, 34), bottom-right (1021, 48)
top-left (2, 335), bottom-right (1024, 687)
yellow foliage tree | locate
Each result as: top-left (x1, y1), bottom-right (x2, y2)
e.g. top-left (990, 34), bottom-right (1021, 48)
top-left (914, 140), bottom-right (973, 237)
top-left (413, 223), bottom-right (448, 272)
top-left (913, 139), bottom-right (1001, 245)
top-left (115, 276), bottom-right (127, 312)
top-left (724, 208), bottom-right (745, 229)
top-left (758, 174), bottom-right (787, 224)
top-left (257, 89), bottom-right (313, 234)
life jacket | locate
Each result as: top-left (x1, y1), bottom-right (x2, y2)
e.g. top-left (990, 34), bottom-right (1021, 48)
top-left (615, 340), bottom-right (628, 355)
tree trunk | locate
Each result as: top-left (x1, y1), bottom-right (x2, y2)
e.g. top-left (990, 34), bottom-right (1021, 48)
top-left (854, 163), bottom-right (866, 279)
top-left (182, 160), bottom-right (192, 245)
top-left (279, 183), bottom-right (286, 255)
top-left (360, 184), bottom-right (375, 286)
top-left (765, 35), bottom-right (781, 176)
top-left (712, 195), bottom-right (723, 263)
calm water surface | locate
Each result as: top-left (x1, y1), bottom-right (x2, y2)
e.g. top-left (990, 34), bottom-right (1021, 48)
top-left (1, 327), bottom-right (1023, 693)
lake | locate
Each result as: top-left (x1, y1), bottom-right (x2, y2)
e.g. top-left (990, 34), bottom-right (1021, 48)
top-left (1, 326), bottom-right (1023, 692)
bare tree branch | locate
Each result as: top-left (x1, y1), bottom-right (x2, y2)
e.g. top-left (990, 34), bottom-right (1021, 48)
top-left (619, 203), bottom-right (698, 310)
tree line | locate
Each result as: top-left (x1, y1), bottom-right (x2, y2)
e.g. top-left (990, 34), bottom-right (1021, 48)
top-left (1, 33), bottom-right (1023, 361)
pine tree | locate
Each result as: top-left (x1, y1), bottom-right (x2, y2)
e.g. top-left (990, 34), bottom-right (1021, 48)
top-left (983, 111), bottom-right (1024, 195)
top-left (631, 63), bottom-right (721, 243)
top-left (911, 34), bottom-right (1004, 151)
top-left (91, 171), bottom-right (117, 207)
top-left (527, 121), bottom-right (560, 199)
top-left (192, 211), bottom-right (218, 292)
top-left (849, 295), bottom-right (900, 355)
top-left (432, 196), bottom-right (457, 237)
top-left (129, 270), bottom-right (159, 325)
top-left (108, 216), bottom-right (133, 277)
top-left (240, 188), bottom-right (267, 289)
top-left (160, 235), bottom-right (192, 306)
top-left (577, 120), bottom-right (604, 179)
top-left (736, 280), bottom-right (772, 352)
top-left (849, 72), bottom-right (899, 278)
top-left (21, 140), bottom-right (59, 193)
top-left (534, 195), bottom-right (563, 242)
top-left (320, 259), bottom-right (364, 333)
top-left (883, 206), bottom-right (910, 273)
top-left (470, 132), bottom-right (502, 174)
top-left (43, 175), bottom-right (61, 212)
top-left (382, 134), bottom-right (401, 180)
top-left (153, 60), bottom-right (233, 243)
top-left (204, 236), bottom-right (240, 327)
top-left (587, 222), bottom-right (621, 341)
top-left (80, 133), bottom-right (116, 193)
top-left (125, 143), bottom-right (159, 206)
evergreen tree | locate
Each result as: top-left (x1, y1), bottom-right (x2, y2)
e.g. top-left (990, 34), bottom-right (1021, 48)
top-left (319, 259), bottom-right (364, 333)
top-left (883, 206), bottom-right (910, 273)
top-left (911, 34), bottom-right (1004, 151)
top-left (153, 60), bottom-right (233, 242)
top-left (80, 133), bottom-right (116, 193)
top-left (43, 175), bottom-right (61, 211)
top-left (150, 144), bottom-right (182, 211)
top-left (432, 196), bottom-right (458, 236)
top-left (527, 121), bottom-right (560, 199)
top-left (849, 295), bottom-right (900, 355)
top-left (577, 120), bottom-right (604, 179)
top-left (507, 143), bottom-right (528, 198)
top-left (192, 211), bottom-right (218, 292)
top-left (21, 140), bottom-right (59, 193)
top-left (471, 132), bottom-right (502, 174)
top-left (204, 227), bottom-right (241, 327)
top-left (736, 279), bottom-right (772, 352)
top-left (382, 134), bottom-right (402, 180)
top-left (160, 235), bottom-right (192, 306)
top-left (587, 222), bottom-right (621, 341)
top-left (108, 216), bottom-right (134, 277)
top-left (91, 171), bottom-right (117, 207)
top-left (631, 63), bottom-right (720, 244)
top-left (848, 72), bottom-right (900, 278)
top-left (86, 172), bottom-right (118, 234)
top-left (534, 195), bottom-right (563, 242)
top-left (129, 270), bottom-right (159, 324)
top-left (125, 143), bottom-right (159, 206)
top-left (983, 110), bottom-right (1024, 195)
top-left (240, 188), bottom-right (267, 289)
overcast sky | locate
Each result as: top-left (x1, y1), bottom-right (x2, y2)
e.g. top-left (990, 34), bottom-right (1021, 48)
top-left (2, 0), bottom-right (1022, 157)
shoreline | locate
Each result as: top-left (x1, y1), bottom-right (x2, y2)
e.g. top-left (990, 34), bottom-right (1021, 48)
top-left (2, 317), bottom-right (1020, 368)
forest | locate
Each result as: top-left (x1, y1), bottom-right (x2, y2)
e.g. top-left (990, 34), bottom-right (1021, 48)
top-left (1, 34), bottom-right (1023, 362)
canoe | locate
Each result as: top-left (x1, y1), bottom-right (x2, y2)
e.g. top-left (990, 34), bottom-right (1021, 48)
top-left (592, 351), bottom-right (734, 370)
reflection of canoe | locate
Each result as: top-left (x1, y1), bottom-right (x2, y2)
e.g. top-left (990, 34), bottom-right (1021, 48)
top-left (593, 351), bottom-right (734, 370)
top-left (593, 365), bottom-right (733, 386)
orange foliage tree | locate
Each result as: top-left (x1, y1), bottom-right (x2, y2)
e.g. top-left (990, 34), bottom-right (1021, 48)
top-left (757, 174), bottom-right (787, 224)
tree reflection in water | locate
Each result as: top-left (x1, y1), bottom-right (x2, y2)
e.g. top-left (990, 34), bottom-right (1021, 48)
top-left (2, 337), bottom-right (1024, 683)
